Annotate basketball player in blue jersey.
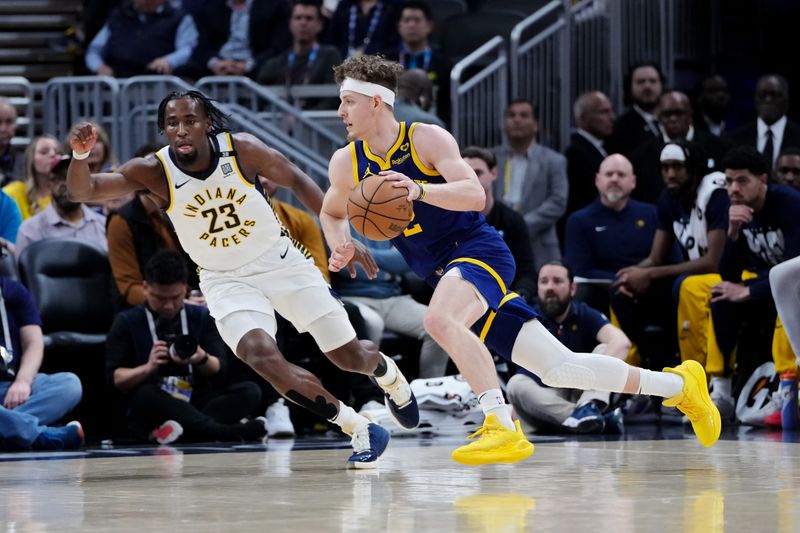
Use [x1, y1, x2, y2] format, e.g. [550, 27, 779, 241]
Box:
[65, 90, 420, 469]
[321, 55, 722, 465]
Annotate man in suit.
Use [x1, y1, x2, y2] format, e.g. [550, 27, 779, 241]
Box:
[726, 74, 800, 166]
[693, 74, 731, 137]
[492, 100, 568, 270]
[181, 0, 291, 79]
[607, 62, 664, 157]
[564, 91, 615, 218]
[630, 91, 731, 204]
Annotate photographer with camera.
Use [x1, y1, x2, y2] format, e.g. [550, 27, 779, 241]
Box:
[0, 275, 83, 450]
[106, 250, 267, 444]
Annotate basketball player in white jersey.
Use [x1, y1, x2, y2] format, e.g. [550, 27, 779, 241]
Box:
[65, 90, 419, 468]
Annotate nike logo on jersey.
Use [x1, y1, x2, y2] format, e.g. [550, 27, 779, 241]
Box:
[279, 245, 289, 259]
[595, 226, 607, 232]
[175, 179, 191, 189]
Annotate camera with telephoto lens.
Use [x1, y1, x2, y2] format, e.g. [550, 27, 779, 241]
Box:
[159, 332, 199, 360]
[0, 345, 15, 379]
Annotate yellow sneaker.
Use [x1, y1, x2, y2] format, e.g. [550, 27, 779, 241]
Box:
[662, 360, 721, 447]
[451, 414, 534, 465]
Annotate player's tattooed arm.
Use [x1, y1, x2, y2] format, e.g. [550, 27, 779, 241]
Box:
[233, 132, 325, 215]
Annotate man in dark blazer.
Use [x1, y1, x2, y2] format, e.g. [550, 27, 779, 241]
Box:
[630, 91, 731, 204]
[726, 74, 800, 166]
[180, 0, 291, 79]
[564, 91, 615, 217]
[607, 62, 664, 157]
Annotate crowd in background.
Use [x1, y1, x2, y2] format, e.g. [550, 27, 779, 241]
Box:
[1, 0, 799, 449]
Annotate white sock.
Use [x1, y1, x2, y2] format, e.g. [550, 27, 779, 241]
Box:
[638, 369, 684, 398]
[710, 377, 731, 398]
[330, 401, 370, 436]
[478, 388, 515, 430]
[374, 353, 398, 387]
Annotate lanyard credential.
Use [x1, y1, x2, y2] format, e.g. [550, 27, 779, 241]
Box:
[399, 44, 431, 72]
[348, 2, 383, 57]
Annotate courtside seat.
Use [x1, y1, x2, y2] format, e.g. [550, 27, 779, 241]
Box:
[18, 237, 113, 348]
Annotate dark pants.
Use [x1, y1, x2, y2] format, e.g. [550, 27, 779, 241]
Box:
[710, 291, 776, 377]
[611, 278, 679, 370]
[129, 381, 261, 442]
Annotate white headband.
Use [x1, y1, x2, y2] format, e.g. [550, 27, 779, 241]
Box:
[660, 143, 686, 162]
[340, 78, 395, 107]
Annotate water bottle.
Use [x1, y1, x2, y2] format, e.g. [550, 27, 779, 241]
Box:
[779, 371, 799, 430]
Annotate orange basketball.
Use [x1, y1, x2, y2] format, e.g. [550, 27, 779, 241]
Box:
[347, 177, 413, 240]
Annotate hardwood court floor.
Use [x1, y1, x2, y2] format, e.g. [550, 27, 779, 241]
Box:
[1, 427, 799, 532]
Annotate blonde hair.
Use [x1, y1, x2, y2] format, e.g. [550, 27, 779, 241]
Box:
[22, 134, 63, 215]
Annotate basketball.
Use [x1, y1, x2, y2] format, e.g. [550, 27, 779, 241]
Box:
[347, 177, 413, 240]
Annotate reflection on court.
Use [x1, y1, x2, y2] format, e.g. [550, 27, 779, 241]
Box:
[0, 435, 799, 532]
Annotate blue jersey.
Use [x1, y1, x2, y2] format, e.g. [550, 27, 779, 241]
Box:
[349, 121, 517, 310]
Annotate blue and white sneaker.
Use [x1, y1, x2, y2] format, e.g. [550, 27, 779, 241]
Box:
[346, 422, 390, 469]
[562, 402, 605, 433]
[370, 356, 419, 430]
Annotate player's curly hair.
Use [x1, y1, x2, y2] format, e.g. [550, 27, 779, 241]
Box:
[333, 54, 404, 91]
[157, 90, 230, 135]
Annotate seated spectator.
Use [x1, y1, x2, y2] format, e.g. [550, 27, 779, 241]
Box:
[394, 69, 444, 128]
[15, 156, 107, 258]
[607, 62, 664, 157]
[106, 250, 266, 444]
[0, 98, 23, 187]
[630, 91, 731, 204]
[85, 0, 198, 77]
[386, 1, 451, 122]
[617, 142, 729, 403]
[774, 147, 800, 189]
[506, 262, 631, 434]
[563, 91, 615, 218]
[710, 146, 800, 425]
[492, 100, 568, 270]
[0, 276, 83, 450]
[257, 0, 342, 107]
[693, 74, 731, 137]
[107, 190, 190, 308]
[0, 191, 21, 253]
[186, 0, 290, 79]
[565, 154, 657, 281]
[326, 0, 401, 59]
[726, 74, 800, 167]
[3, 135, 61, 220]
[462, 146, 537, 303]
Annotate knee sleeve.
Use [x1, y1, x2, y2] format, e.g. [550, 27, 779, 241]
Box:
[511, 320, 630, 392]
[542, 361, 597, 389]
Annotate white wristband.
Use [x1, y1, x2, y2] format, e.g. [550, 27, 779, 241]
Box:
[72, 150, 91, 160]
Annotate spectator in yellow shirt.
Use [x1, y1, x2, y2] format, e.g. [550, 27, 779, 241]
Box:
[3, 135, 62, 220]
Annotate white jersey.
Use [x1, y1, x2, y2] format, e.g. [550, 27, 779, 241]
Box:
[156, 132, 283, 271]
[672, 171, 727, 260]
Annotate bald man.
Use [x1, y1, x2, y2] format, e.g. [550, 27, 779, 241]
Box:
[726, 74, 800, 165]
[564, 91, 616, 217]
[0, 98, 22, 185]
[565, 154, 657, 281]
[393, 68, 445, 127]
